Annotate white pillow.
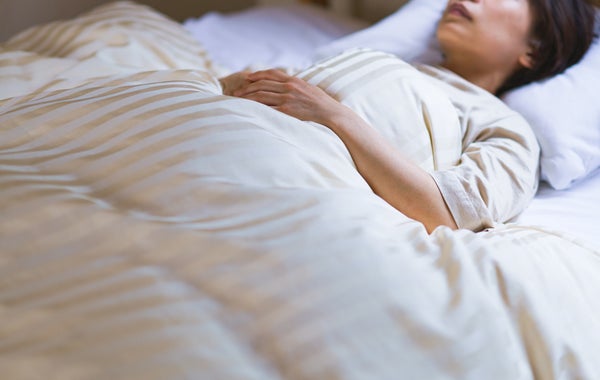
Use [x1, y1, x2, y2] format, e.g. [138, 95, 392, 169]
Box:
[502, 11, 600, 190]
[314, 0, 445, 65]
[316, 0, 600, 190]
[183, 4, 366, 73]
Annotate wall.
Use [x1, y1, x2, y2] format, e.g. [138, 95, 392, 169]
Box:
[0, 0, 257, 42]
[353, 0, 408, 21]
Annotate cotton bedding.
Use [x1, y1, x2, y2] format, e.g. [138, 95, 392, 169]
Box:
[1, 2, 600, 380]
[518, 168, 600, 247]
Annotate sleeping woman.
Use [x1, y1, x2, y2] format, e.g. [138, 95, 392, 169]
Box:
[219, 0, 597, 233]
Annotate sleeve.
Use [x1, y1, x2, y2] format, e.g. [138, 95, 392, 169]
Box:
[430, 113, 540, 232]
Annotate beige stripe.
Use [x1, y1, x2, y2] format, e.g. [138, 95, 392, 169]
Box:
[2, 71, 190, 119]
[23, 22, 75, 56]
[50, 36, 120, 61]
[0, 71, 158, 115]
[143, 39, 182, 69]
[85, 118, 246, 197]
[330, 61, 405, 100]
[0, 195, 263, 366]
[49, 24, 103, 58]
[0, 53, 44, 67]
[0, 248, 149, 308]
[299, 49, 368, 83]
[4, 70, 213, 120]
[2, 74, 149, 115]
[74, 7, 205, 51]
[1, 87, 222, 160]
[5, 2, 206, 66]
[0, 85, 163, 151]
[0, 194, 121, 256]
[3, 21, 56, 51]
[318, 55, 397, 91]
[106, 14, 202, 47]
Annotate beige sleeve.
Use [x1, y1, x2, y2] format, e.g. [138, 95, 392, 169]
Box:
[430, 114, 540, 232]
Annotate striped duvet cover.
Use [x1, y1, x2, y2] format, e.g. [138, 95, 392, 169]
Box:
[1, 2, 599, 379]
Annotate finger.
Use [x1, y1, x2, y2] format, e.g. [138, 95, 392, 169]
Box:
[234, 80, 287, 97]
[240, 91, 286, 107]
[247, 69, 291, 82]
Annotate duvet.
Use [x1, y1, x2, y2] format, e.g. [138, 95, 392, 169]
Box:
[1, 2, 599, 380]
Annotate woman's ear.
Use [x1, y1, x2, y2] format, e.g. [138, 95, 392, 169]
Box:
[519, 41, 539, 69]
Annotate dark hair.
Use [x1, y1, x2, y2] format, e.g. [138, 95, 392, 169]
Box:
[498, 0, 597, 95]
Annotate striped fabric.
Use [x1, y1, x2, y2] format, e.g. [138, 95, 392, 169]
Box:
[2, 1, 218, 74]
[298, 48, 462, 171]
[1, 2, 600, 380]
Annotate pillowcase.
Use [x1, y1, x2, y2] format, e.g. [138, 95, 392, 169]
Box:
[183, 3, 367, 73]
[316, 0, 600, 190]
[502, 11, 600, 190]
[314, 0, 445, 64]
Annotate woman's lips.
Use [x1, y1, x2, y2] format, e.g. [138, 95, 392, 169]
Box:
[447, 3, 473, 20]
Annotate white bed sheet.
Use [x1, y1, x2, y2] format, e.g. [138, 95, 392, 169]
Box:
[184, 4, 600, 249]
[518, 168, 600, 248]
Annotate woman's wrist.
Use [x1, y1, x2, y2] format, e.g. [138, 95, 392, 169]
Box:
[323, 105, 365, 136]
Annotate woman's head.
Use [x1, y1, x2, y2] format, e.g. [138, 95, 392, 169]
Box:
[436, 0, 597, 94]
[502, 0, 597, 93]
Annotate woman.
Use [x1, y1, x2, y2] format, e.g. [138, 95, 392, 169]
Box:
[219, 0, 597, 233]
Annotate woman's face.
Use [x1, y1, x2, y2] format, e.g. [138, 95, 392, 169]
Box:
[436, 0, 535, 74]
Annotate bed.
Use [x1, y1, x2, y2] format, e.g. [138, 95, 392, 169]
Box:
[182, 0, 600, 248]
[1, 1, 599, 379]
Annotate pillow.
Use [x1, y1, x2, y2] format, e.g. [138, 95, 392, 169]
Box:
[314, 0, 445, 64]
[502, 11, 600, 190]
[183, 3, 367, 74]
[297, 48, 462, 172]
[316, 0, 600, 190]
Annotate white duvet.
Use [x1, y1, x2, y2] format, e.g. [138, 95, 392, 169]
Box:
[1, 3, 599, 379]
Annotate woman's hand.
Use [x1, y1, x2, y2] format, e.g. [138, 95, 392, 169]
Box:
[231, 69, 345, 126]
[219, 71, 252, 96]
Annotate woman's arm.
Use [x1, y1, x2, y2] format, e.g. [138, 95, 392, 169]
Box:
[229, 69, 458, 233]
[319, 105, 458, 233]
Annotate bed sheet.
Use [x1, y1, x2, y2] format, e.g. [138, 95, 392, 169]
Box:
[1, 3, 600, 380]
[518, 168, 600, 247]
